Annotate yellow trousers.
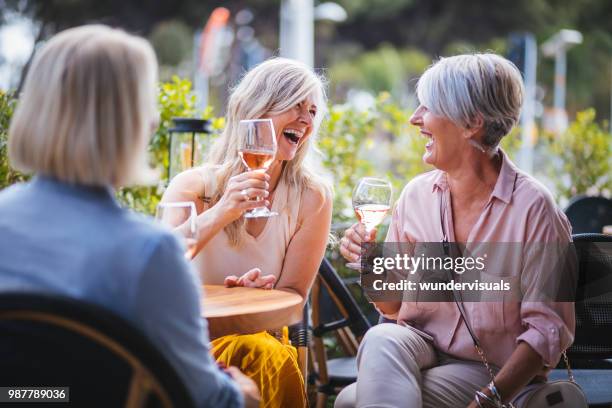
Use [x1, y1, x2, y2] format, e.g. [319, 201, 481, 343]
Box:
[211, 330, 307, 408]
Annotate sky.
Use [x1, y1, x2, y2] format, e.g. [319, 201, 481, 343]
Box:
[0, 16, 35, 90]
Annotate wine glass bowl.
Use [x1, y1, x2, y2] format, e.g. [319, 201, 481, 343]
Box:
[346, 177, 392, 270]
[237, 119, 278, 218]
[155, 201, 199, 259]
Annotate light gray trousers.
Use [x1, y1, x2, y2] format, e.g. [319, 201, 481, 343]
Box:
[334, 323, 538, 408]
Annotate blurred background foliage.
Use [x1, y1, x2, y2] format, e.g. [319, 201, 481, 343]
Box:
[544, 109, 611, 201]
[1, 0, 612, 119]
[1, 78, 609, 219]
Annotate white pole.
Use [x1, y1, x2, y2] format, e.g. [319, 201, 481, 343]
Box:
[280, 0, 314, 67]
[519, 34, 537, 174]
[193, 31, 208, 112]
[554, 50, 567, 112]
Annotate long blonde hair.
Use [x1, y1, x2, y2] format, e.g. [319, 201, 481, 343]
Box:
[207, 57, 330, 246]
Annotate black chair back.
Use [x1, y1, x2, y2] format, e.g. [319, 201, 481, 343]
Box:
[565, 196, 612, 234]
[0, 293, 194, 408]
[568, 233, 612, 361]
[316, 258, 371, 339]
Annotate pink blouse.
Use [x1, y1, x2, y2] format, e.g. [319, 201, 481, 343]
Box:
[386, 150, 575, 373]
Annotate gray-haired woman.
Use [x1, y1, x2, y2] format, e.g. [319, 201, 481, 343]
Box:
[337, 53, 575, 407]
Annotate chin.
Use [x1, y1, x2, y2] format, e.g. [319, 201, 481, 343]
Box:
[277, 150, 296, 161]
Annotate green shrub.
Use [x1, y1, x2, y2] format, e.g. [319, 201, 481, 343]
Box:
[2, 77, 609, 221]
[544, 109, 611, 201]
[116, 76, 223, 215]
[318, 92, 430, 227]
[0, 91, 28, 188]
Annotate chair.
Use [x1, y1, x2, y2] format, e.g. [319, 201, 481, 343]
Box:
[564, 196, 612, 234]
[288, 302, 310, 394]
[310, 258, 372, 408]
[0, 293, 194, 408]
[549, 233, 612, 407]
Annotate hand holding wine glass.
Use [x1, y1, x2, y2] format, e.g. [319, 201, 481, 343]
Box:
[155, 201, 199, 260]
[344, 177, 392, 270]
[237, 119, 278, 218]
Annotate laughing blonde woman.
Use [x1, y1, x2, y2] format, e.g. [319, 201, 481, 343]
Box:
[161, 57, 333, 408]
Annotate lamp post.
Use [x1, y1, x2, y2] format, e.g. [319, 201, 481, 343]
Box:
[168, 118, 212, 180]
[279, 0, 346, 67]
[541, 29, 583, 133]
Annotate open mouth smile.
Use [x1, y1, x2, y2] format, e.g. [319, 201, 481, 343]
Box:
[283, 128, 304, 145]
[420, 129, 434, 149]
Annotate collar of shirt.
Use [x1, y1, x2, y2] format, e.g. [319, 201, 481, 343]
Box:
[431, 148, 518, 205]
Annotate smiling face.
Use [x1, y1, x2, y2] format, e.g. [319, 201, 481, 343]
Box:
[409, 104, 470, 171]
[263, 95, 318, 162]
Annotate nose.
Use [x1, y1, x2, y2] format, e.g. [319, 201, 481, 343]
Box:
[298, 105, 313, 127]
[410, 105, 425, 126]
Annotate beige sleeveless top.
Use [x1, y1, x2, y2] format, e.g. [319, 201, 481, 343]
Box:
[192, 166, 301, 284]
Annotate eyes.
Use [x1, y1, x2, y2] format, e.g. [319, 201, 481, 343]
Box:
[296, 101, 317, 118]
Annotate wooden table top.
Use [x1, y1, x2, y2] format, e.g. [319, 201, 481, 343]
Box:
[201, 285, 303, 338]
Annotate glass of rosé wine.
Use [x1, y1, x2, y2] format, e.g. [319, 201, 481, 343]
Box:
[237, 119, 278, 218]
[346, 177, 392, 270]
[155, 201, 199, 260]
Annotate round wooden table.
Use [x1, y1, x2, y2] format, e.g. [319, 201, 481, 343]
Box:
[201, 285, 303, 338]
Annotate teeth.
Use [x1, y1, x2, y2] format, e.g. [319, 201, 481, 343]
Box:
[283, 129, 303, 137]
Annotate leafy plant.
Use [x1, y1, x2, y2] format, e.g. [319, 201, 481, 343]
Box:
[0, 91, 28, 188]
[544, 109, 611, 201]
[116, 76, 223, 214]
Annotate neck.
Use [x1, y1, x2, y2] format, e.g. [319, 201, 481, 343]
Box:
[446, 149, 502, 202]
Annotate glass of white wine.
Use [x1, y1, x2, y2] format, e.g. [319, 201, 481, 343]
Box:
[346, 177, 393, 270]
[155, 201, 199, 260]
[237, 118, 278, 218]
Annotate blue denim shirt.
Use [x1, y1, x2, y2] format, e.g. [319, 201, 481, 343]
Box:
[0, 176, 242, 408]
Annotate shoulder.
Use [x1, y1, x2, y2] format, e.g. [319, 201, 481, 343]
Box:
[0, 181, 27, 206]
[512, 172, 572, 239]
[107, 211, 190, 278]
[514, 172, 560, 217]
[166, 167, 207, 194]
[300, 181, 333, 215]
[396, 169, 440, 205]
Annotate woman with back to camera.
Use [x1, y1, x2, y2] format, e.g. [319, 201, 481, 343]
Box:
[0, 25, 259, 408]
[161, 57, 333, 408]
[337, 53, 575, 407]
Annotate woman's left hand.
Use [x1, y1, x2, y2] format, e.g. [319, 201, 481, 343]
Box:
[224, 268, 276, 289]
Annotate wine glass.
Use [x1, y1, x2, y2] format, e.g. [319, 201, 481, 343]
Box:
[346, 177, 393, 270]
[237, 118, 278, 218]
[155, 201, 199, 259]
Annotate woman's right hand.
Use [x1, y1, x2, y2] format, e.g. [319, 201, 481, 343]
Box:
[339, 222, 377, 263]
[213, 170, 270, 223]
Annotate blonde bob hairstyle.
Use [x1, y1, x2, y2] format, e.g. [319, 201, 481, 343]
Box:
[207, 57, 330, 246]
[9, 25, 158, 187]
[416, 53, 524, 148]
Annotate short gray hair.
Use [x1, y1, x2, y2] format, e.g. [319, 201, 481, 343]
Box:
[416, 53, 524, 147]
[9, 25, 158, 187]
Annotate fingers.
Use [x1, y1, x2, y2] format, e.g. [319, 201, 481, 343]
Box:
[224, 275, 239, 287]
[231, 268, 276, 289]
[339, 223, 376, 262]
[339, 236, 361, 262]
[238, 268, 261, 285]
[228, 173, 269, 193]
[224, 366, 241, 378]
[258, 274, 276, 290]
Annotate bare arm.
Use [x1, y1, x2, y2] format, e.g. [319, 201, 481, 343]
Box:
[160, 168, 270, 255]
[274, 187, 333, 300]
